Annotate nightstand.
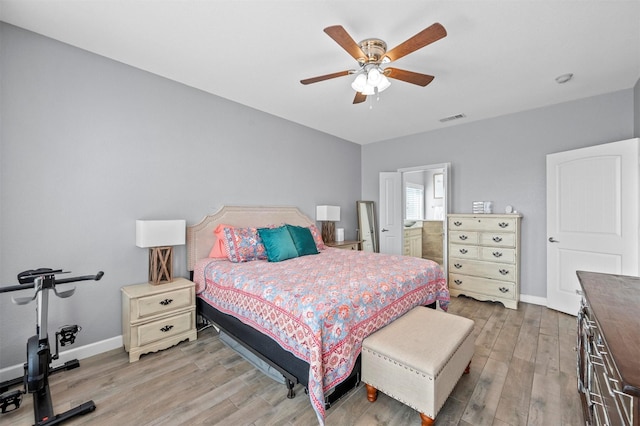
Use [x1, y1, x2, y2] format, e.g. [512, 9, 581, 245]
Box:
[326, 240, 362, 250]
[121, 277, 197, 362]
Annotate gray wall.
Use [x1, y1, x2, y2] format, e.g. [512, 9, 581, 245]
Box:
[0, 23, 361, 367]
[635, 78, 640, 137]
[362, 90, 635, 299]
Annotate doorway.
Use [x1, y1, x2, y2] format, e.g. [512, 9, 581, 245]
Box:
[546, 138, 639, 315]
[379, 163, 450, 270]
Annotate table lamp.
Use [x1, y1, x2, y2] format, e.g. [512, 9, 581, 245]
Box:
[136, 220, 185, 285]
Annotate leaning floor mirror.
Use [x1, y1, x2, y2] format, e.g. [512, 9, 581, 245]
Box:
[357, 201, 379, 253]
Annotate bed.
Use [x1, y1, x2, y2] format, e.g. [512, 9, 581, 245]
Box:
[187, 205, 449, 424]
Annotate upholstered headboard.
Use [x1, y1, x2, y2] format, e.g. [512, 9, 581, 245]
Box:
[186, 205, 314, 271]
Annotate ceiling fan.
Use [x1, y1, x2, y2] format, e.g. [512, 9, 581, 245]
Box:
[300, 23, 447, 104]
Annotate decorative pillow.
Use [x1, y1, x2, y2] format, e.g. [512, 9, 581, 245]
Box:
[257, 226, 299, 262]
[286, 224, 319, 257]
[308, 224, 326, 250]
[208, 224, 232, 258]
[222, 227, 267, 263]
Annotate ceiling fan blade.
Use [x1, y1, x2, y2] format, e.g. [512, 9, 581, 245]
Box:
[300, 70, 351, 85]
[384, 23, 447, 62]
[324, 25, 366, 61]
[353, 92, 367, 104]
[384, 68, 434, 86]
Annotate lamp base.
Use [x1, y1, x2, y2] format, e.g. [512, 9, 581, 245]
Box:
[321, 222, 336, 244]
[149, 246, 173, 285]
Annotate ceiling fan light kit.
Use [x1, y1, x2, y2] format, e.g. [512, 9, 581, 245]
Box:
[301, 22, 447, 104]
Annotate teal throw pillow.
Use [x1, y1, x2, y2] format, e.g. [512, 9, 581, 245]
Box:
[286, 224, 319, 257]
[257, 226, 299, 262]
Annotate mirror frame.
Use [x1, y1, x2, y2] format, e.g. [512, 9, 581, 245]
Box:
[357, 201, 379, 253]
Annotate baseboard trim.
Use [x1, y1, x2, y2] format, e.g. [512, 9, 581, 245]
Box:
[520, 294, 547, 306]
[0, 335, 123, 383]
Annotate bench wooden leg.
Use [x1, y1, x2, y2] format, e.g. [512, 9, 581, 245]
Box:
[419, 412, 435, 426]
[365, 384, 378, 402]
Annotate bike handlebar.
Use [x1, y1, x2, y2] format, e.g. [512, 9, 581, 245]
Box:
[0, 271, 104, 294]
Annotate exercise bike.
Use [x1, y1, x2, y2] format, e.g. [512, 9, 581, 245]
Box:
[0, 268, 103, 425]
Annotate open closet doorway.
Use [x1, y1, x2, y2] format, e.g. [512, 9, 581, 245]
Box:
[379, 163, 450, 272]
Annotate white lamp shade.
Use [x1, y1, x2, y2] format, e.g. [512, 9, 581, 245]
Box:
[316, 205, 340, 222]
[136, 220, 186, 248]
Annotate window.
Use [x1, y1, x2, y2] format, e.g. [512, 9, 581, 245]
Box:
[405, 183, 424, 220]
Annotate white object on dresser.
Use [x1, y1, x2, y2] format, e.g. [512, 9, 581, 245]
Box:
[121, 277, 197, 362]
[448, 214, 522, 310]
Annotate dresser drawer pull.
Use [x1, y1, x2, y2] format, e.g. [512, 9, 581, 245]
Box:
[453, 221, 462, 227]
[159, 298, 173, 306]
[458, 235, 468, 241]
[459, 248, 468, 254]
[160, 325, 174, 333]
[454, 279, 463, 285]
[498, 222, 509, 228]
[499, 269, 509, 275]
[498, 287, 509, 293]
[493, 236, 503, 242]
[454, 263, 463, 269]
[492, 251, 503, 258]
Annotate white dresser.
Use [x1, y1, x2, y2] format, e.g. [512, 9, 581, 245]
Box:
[448, 214, 522, 310]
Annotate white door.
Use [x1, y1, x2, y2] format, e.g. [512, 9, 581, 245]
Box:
[546, 138, 639, 315]
[379, 172, 402, 254]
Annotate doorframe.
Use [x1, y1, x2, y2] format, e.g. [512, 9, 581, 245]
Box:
[397, 163, 451, 275]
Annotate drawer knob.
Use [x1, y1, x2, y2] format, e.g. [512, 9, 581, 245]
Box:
[492, 251, 503, 258]
[499, 269, 509, 275]
[498, 222, 509, 228]
[454, 263, 462, 269]
[458, 235, 468, 241]
[493, 236, 503, 242]
[159, 298, 173, 306]
[453, 221, 462, 227]
[454, 279, 463, 285]
[160, 325, 174, 333]
[499, 287, 509, 293]
[459, 248, 468, 254]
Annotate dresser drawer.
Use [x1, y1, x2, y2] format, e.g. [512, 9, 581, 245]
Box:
[479, 232, 515, 247]
[449, 258, 517, 282]
[449, 216, 517, 232]
[450, 244, 479, 259]
[450, 231, 479, 245]
[133, 287, 193, 321]
[449, 274, 516, 300]
[135, 310, 195, 347]
[480, 247, 516, 263]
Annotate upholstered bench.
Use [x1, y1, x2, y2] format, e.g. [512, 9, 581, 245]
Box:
[362, 306, 475, 426]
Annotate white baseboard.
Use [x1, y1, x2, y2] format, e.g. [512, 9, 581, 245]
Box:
[0, 335, 123, 383]
[520, 294, 547, 306]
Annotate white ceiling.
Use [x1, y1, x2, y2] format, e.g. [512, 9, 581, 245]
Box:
[1, 1, 639, 145]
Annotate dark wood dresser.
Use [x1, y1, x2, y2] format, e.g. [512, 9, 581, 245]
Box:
[577, 271, 640, 426]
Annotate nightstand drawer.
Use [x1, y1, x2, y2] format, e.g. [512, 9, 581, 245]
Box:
[134, 287, 193, 320]
[136, 310, 195, 347]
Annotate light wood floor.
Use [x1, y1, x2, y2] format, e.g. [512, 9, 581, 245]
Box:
[3, 296, 584, 425]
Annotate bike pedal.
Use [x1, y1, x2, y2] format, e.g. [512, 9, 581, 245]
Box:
[0, 389, 23, 413]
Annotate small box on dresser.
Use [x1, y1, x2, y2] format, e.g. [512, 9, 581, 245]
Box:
[121, 277, 197, 362]
[448, 213, 522, 310]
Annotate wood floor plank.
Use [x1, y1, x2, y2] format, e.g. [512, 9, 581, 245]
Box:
[1, 297, 586, 426]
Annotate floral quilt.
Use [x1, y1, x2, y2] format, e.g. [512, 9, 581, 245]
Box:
[193, 248, 448, 424]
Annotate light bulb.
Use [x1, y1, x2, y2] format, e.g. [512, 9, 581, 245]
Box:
[377, 75, 391, 92]
[362, 83, 375, 96]
[351, 74, 367, 92]
[367, 67, 381, 85]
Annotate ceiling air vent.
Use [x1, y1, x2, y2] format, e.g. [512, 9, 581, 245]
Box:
[439, 113, 466, 123]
